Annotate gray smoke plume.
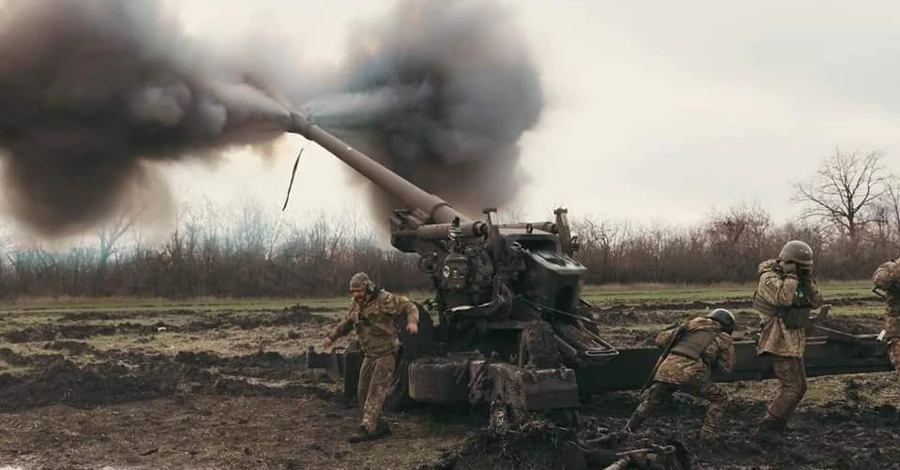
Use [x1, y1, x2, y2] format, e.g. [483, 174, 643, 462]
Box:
[300, 0, 543, 224]
[0, 0, 291, 237]
[0, 0, 542, 238]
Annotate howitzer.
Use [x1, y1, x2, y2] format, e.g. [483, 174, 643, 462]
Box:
[286, 111, 617, 420]
[285, 111, 894, 424]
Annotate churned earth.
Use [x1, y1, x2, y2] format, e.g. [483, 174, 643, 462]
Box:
[0, 287, 897, 470]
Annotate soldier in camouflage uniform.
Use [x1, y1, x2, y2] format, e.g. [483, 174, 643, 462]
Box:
[322, 272, 419, 443]
[873, 258, 900, 370]
[752, 240, 823, 438]
[624, 309, 736, 441]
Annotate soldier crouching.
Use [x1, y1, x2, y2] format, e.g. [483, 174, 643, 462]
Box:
[752, 240, 822, 438]
[624, 309, 736, 441]
[873, 258, 900, 370]
[322, 272, 420, 443]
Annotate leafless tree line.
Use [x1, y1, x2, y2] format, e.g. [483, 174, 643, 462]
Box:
[578, 148, 900, 284]
[0, 203, 430, 299]
[572, 203, 895, 284]
[0, 148, 897, 298]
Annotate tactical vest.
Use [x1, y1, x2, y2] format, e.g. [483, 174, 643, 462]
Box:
[350, 293, 402, 357]
[753, 291, 811, 330]
[887, 294, 900, 316]
[884, 294, 900, 338]
[670, 329, 718, 362]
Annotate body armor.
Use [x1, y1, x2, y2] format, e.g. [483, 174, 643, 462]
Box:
[669, 329, 718, 361]
[753, 291, 812, 330]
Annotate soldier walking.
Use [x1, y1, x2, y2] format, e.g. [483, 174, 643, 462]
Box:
[322, 272, 420, 443]
[873, 258, 900, 371]
[752, 240, 823, 439]
[624, 309, 736, 441]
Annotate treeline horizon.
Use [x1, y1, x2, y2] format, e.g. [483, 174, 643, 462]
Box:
[0, 201, 896, 300]
[0, 148, 897, 299]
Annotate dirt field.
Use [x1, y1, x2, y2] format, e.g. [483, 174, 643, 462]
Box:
[1, 283, 898, 470]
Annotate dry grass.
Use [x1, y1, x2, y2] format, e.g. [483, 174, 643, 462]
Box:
[0, 279, 877, 315]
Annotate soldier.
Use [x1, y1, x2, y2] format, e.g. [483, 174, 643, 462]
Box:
[752, 240, 823, 438]
[623, 309, 736, 441]
[873, 258, 900, 371]
[322, 272, 420, 443]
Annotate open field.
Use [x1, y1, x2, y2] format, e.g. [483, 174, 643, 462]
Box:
[1, 281, 898, 469]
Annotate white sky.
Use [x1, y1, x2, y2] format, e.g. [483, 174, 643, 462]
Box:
[137, 1, 900, 231]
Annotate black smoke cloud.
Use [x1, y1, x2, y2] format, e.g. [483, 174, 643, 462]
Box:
[0, 0, 542, 238]
[299, 0, 543, 224]
[0, 0, 290, 237]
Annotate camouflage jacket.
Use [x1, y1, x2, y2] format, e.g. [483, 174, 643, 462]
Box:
[326, 290, 419, 357]
[873, 259, 900, 338]
[754, 259, 823, 358]
[653, 317, 735, 387]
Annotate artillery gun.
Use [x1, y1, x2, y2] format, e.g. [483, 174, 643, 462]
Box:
[286, 112, 894, 426]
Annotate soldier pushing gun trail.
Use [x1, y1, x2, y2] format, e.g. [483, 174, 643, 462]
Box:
[624, 308, 737, 441]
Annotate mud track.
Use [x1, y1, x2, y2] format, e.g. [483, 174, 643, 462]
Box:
[1, 298, 898, 469]
[0, 347, 334, 413]
[2, 305, 327, 343]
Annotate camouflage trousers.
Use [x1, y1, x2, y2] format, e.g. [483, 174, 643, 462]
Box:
[766, 355, 807, 422]
[889, 340, 900, 371]
[358, 353, 396, 432]
[626, 380, 730, 438]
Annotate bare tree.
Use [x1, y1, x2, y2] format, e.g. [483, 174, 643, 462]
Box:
[867, 202, 893, 249]
[705, 203, 771, 246]
[885, 177, 900, 245]
[704, 203, 772, 280]
[96, 215, 135, 268]
[793, 148, 892, 245]
[92, 201, 148, 293]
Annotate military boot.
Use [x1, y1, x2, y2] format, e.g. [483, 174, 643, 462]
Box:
[754, 414, 786, 444]
[375, 419, 392, 437]
[348, 425, 368, 444]
[348, 422, 391, 444]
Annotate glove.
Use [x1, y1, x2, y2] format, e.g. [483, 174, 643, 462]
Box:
[782, 261, 797, 275]
[797, 267, 814, 288]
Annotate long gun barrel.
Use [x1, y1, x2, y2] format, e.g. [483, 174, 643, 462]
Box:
[286, 111, 483, 235]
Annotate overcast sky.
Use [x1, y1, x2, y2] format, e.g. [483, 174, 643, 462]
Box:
[165, 0, 900, 231]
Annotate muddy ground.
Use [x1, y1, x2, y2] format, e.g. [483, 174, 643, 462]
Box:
[0, 297, 898, 470]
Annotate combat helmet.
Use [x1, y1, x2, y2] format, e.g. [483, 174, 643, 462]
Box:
[349, 272, 374, 293]
[779, 240, 814, 266]
[707, 308, 736, 334]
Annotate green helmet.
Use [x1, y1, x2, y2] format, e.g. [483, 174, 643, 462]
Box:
[707, 308, 736, 334]
[779, 240, 814, 266]
[349, 272, 373, 292]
